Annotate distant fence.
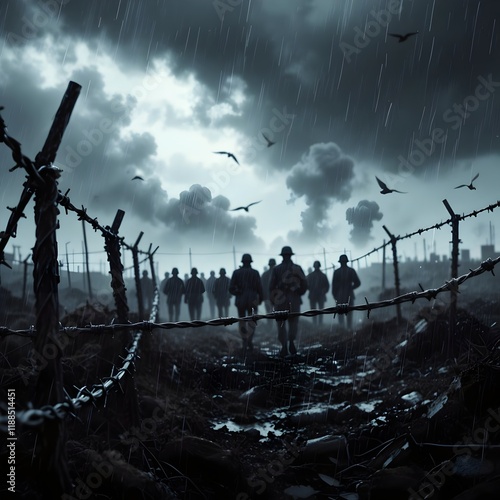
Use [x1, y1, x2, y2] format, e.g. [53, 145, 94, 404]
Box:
[1, 82, 499, 498]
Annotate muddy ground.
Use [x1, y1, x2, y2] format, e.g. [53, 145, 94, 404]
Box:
[2, 297, 500, 499]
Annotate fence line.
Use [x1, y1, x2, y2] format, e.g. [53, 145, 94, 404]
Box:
[1, 255, 498, 341]
[350, 200, 500, 264]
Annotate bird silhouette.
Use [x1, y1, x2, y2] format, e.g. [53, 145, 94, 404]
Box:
[230, 200, 262, 212]
[262, 132, 276, 148]
[213, 151, 239, 165]
[389, 31, 419, 43]
[376, 176, 407, 194]
[455, 173, 479, 190]
[131, 175, 144, 181]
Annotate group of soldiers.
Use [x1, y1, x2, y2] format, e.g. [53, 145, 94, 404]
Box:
[144, 246, 361, 357]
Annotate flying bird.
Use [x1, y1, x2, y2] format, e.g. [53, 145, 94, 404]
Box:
[230, 200, 262, 212]
[389, 31, 419, 43]
[262, 132, 276, 148]
[454, 173, 479, 190]
[131, 175, 144, 181]
[213, 151, 239, 165]
[376, 176, 407, 194]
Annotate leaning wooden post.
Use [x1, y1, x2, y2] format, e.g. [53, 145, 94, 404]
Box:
[381, 239, 386, 290]
[104, 209, 129, 323]
[443, 199, 460, 350]
[132, 231, 144, 318]
[82, 217, 93, 299]
[102, 209, 139, 427]
[148, 244, 160, 322]
[21, 253, 30, 305]
[32, 80, 81, 499]
[383, 225, 402, 323]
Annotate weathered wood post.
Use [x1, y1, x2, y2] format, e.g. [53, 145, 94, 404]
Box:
[382, 239, 386, 290]
[102, 209, 139, 427]
[132, 231, 144, 319]
[443, 199, 460, 351]
[31, 80, 81, 499]
[148, 244, 160, 322]
[383, 225, 402, 323]
[82, 217, 93, 299]
[22, 253, 30, 305]
[104, 210, 129, 323]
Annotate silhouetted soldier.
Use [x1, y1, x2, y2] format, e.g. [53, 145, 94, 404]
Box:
[229, 254, 263, 352]
[213, 268, 231, 317]
[163, 267, 185, 322]
[140, 270, 154, 313]
[205, 270, 217, 318]
[269, 246, 308, 357]
[159, 271, 170, 319]
[307, 261, 329, 325]
[261, 258, 276, 324]
[332, 254, 361, 330]
[185, 268, 205, 320]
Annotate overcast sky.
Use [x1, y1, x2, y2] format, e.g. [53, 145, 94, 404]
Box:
[1, 0, 500, 278]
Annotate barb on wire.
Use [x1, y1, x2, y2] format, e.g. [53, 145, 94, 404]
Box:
[2, 256, 499, 339]
[350, 200, 500, 264]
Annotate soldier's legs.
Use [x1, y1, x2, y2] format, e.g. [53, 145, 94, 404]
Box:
[173, 301, 181, 322]
[167, 302, 174, 322]
[277, 320, 288, 356]
[288, 317, 299, 354]
[188, 303, 196, 321]
[317, 299, 325, 325]
[310, 299, 318, 325]
[238, 306, 256, 350]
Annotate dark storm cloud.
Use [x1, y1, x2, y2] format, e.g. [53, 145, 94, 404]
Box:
[27, 0, 500, 174]
[286, 142, 354, 241]
[25, 0, 500, 177]
[346, 200, 384, 247]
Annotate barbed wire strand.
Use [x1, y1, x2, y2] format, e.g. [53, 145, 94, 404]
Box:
[1, 256, 498, 340]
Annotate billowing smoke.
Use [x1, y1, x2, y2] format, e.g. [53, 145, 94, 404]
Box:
[346, 200, 383, 247]
[286, 142, 354, 239]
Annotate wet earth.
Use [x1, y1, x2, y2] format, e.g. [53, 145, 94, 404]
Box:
[2, 299, 500, 499]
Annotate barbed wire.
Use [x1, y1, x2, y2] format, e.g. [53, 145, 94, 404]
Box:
[1, 256, 498, 339]
[0, 330, 142, 432]
[0, 290, 159, 431]
[350, 200, 500, 264]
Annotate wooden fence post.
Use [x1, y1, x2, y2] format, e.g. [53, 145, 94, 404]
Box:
[383, 225, 402, 323]
[31, 80, 81, 499]
[382, 240, 386, 290]
[22, 254, 30, 305]
[82, 217, 93, 299]
[102, 209, 140, 428]
[105, 209, 129, 323]
[132, 231, 144, 318]
[148, 244, 160, 323]
[443, 199, 460, 352]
